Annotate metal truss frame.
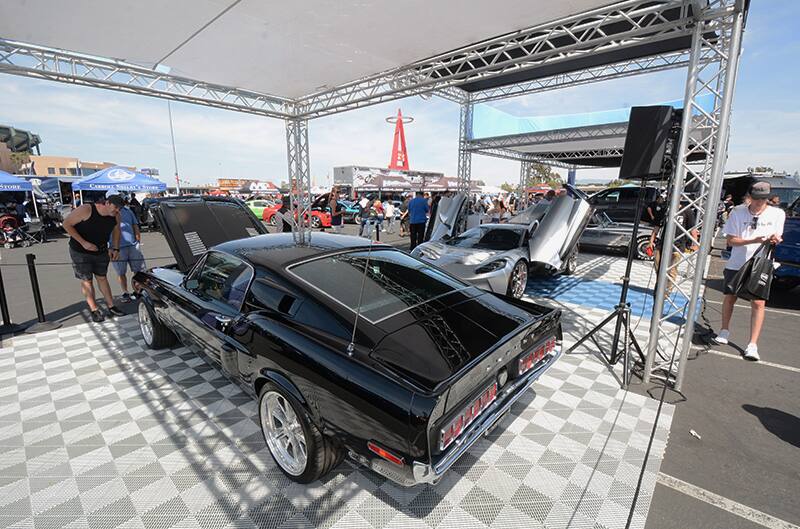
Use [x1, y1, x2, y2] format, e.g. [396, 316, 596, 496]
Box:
[470, 49, 712, 104]
[473, 144, 597, 170]
[293, 0, 696, 118]
[519, 161, 535, 207]
[643, 0, 746, 390]
[0, 40, 293, 119]
[466, 123, 629, 151]
[456, 100, 474, 192]
[285, 119, 313, 244]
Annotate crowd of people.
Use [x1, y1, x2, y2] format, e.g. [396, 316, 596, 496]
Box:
[318, 186, 562, 249]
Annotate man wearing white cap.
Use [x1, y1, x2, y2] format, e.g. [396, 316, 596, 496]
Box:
[107, 190, 145, 303]
[714, 182, 785, 361]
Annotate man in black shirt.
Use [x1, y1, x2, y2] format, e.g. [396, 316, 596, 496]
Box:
[646, 194, 667, 226]
[63, 194, 124, 322]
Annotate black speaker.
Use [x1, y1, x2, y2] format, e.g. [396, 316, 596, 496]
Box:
[619, 105, 676, 180]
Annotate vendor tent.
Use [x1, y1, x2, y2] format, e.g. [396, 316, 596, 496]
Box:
[0, 170, 38, 217]
[73, 167, 167, 193]
[0, 170, 32, 192]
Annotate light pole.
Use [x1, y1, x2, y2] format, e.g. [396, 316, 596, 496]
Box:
[167, 101, 181, 195]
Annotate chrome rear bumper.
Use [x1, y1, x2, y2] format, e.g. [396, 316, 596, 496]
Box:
[411, 343, 563, 485]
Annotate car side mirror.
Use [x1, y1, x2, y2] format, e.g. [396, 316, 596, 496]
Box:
[185, 278, 199, 290]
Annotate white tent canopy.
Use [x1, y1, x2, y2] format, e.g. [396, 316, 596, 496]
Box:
[0, 0, 615, 100]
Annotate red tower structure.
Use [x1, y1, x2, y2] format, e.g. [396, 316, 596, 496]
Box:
[386, 109, 413, 170]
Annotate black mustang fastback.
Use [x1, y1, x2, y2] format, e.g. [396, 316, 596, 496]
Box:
[134, 197, 562, 486]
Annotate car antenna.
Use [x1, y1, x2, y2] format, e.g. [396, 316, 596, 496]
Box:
[347, 225, 376, 357]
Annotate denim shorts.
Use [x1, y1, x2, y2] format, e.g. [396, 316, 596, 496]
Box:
[111, 244, 146, 275]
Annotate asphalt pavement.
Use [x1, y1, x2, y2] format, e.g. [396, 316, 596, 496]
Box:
[644, 238, 800, 528]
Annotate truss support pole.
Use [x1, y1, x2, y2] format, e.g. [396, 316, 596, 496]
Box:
[285, 118, 312, 244]
[643, 1, 745, 388]
[519, 160, 533, 209]
[457, 99, 473, 193]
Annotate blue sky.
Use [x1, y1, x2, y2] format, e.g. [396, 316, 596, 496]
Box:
[0, 0, 797, 187]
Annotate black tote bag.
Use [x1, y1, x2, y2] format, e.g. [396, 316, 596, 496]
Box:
[729, 242, 774, 301]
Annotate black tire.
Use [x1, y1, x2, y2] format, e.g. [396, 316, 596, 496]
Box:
[506, 260, 528, 299]
[138, 300, 176, 349]
[311, 216, 322, 229]
[258, 383, 343, 483]
[268, 215, 277, 226]
[636, 236, 654, 261]
[562, 249, 578, 276]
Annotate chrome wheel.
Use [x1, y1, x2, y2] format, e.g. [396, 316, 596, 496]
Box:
[138, 302, 153, 345]
[509, 261, 528, 299]
[268, 215, 277, 226]
[311, 216, 322, 228]
[261, 391, 307, 476]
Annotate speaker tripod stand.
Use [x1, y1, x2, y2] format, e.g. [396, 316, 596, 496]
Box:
[567, 181, 649, 388]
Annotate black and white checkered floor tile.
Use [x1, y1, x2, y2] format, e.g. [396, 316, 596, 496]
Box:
[0, 305, 673, 529]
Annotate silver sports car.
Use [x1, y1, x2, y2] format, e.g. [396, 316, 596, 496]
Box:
[411, 186, 593, 298]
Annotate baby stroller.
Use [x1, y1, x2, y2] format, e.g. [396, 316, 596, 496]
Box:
[0, 214, 46, 248]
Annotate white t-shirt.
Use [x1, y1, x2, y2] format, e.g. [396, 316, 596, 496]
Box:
[384, 202, 395, 217]
[722, 204, 785, 270]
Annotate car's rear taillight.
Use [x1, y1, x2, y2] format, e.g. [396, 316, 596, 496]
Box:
[440, 382, 497, 451]
[518, 337, 556, 375]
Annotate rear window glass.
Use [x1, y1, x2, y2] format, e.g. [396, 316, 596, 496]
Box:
[289, 249, 468, 323]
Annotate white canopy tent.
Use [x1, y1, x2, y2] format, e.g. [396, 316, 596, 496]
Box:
[0, 0, 748, 389]
[0, 0, 615, 101]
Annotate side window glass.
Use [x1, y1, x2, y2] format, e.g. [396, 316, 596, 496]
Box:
[603, 191, 620, 203]
[193, 252, 253, 311]
[621, 189, 639, 202]
[247, 279, 298, 315]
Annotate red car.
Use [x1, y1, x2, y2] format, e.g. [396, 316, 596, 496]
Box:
[262, 204, 283, 226]
[262, 204, 331, 229]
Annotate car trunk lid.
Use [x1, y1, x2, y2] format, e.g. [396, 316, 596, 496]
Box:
[154, 197, 268, 272]
[369, 291, 557, 395]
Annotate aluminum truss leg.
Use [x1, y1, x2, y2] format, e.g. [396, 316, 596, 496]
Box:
[643, 2, 745, 389]
[457, 100, 473, 193]
[519, 160, 534, 209]
[285, 118, 312, 245]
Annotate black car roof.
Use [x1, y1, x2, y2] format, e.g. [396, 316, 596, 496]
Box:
[213, 232, 385, 269]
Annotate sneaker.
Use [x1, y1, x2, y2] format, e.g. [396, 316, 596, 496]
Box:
[107, 306, 125, 317]
[744, 343, 760, 361]
[90, 310, 105, 323]
[713, 329, 730, 345]
[120, 292, 131, 304]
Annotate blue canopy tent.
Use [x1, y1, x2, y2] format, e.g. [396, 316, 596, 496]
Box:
[0, 170, 38, 218]
[73, 167, 167, 203]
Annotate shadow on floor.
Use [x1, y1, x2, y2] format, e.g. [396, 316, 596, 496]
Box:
[742, 404, 800, 449]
